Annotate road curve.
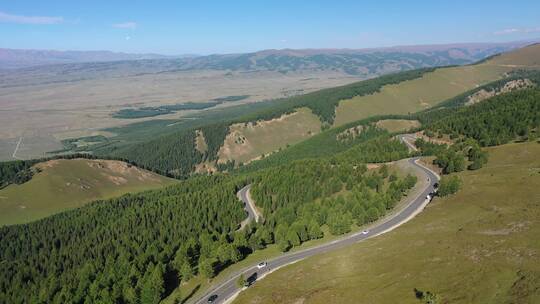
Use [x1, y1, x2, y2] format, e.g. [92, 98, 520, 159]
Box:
[192, 157, 439, 304]
[397, 134, 419, 152]
[237, 185, 260, 226]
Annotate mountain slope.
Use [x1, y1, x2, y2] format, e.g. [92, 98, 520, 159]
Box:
[233, 141, 540, 304]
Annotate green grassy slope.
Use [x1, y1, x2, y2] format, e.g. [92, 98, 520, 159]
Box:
[0, 158, 176, 226]
[218, 108, 322, 164]
[233, 141, 540, 304]
[334, 64, 508, 126]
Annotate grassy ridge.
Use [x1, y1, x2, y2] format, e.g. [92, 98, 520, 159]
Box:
[334, 64, 508, 126]
[0, 158, 176, 226]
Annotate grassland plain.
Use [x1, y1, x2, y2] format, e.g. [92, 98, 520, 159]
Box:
[218, 107, 322, 164]
[0, 158, 176, 226]
[0, 69, 355, 160]
[233, 141, 540, 304]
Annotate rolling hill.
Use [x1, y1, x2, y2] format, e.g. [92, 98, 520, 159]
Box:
[0, 158, 176, 226]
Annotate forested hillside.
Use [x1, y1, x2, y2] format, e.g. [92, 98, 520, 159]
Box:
[0, 131, 416, 303]
[251, 157, 416, 250]
[0, 175, 246, 303]
[419, 88, 540, 145]
[409, 85, 540, 179]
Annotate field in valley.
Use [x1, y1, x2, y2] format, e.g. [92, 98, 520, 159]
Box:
[234, 141, 540, 304]
[0, 158, 176, 226]
[0, 69, 356, 160]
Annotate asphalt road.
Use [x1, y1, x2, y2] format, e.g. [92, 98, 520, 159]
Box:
[237, 184, 260, 224]
[193, 157, 439, 304]
[397, 134, 419, 152]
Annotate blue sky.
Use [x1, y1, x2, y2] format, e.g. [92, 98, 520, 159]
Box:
[1, 1, 539, 55]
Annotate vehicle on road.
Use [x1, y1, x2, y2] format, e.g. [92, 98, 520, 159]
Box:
[257, 262, 267, 269]
[207, 294, 218, 303]
[246, 272, 258, 286]
[361, 230, 369, 235]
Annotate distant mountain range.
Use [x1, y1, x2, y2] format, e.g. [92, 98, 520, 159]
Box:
[175, 41, 534, 76]
[0, 48, 179, 69]
[0, 41, 537, 89]
[1, 40, 535, 71]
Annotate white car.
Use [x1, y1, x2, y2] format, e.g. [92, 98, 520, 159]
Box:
[257, 262, 267, 269]
[361, 230, 369, 235]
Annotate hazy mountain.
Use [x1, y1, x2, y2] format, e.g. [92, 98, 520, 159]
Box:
[0, 48, 179, 69]
[0, 40, 535, 88]
[177, 41, 534, 75]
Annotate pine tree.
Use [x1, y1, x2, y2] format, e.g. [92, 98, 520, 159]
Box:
[139, 264, 164, 304]
[199, 258, 215, 279]
[286, 230, 301, 247]
[180, 262, 194, 281]
[308, 219, 323, 239]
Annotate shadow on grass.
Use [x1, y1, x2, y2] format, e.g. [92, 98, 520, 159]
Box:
[181, 284, 201, 304]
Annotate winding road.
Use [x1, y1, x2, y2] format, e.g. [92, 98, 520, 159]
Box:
[237, 185, 261, 226]
[192, 155, 440, 304]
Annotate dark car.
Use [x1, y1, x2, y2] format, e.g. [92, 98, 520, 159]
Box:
[207, 294, 218, 303]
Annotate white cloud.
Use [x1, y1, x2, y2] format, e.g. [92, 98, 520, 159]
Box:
[0, 11, 63, 24]
[494, 27, 540, 35]
[113, 22, 137, 29]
